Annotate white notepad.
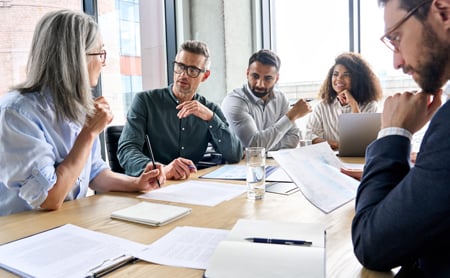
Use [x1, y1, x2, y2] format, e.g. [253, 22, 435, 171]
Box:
[205, 219, 326, 278]
[111, 202, 192, 226]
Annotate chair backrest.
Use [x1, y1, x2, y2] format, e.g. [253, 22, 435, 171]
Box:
[105, 125, 125, 173]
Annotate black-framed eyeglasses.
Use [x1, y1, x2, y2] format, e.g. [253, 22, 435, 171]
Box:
[87, 50, 107, 63]
[173, 61, 206, 78]
[380, 0, 431, 52]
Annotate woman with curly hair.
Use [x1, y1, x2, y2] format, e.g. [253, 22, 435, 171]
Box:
[306, 52, 383, 150]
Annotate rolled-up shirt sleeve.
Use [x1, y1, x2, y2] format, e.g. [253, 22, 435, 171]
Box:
[19, 163, 57, 209]
[0, 94, 108, 213]
[1, 108, 58, 209]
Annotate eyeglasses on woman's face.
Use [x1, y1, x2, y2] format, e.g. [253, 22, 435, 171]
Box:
[173, 61, 206, 78]
[87, 50, 107, 63]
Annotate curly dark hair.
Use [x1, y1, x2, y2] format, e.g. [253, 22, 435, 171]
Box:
[319, 52, 383, 105]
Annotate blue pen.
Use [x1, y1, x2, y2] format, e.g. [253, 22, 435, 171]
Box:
[245, 237, 312, 246]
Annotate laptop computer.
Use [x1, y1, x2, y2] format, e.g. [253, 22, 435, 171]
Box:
[338, 113, 381, 157]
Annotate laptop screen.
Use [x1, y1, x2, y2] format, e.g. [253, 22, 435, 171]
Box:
[338, 113, 381, 157]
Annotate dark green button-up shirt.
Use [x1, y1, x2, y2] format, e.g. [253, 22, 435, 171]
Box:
[117, 85, 243, 176]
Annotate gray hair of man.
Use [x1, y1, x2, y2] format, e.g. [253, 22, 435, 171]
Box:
[177, 40, 211, 70]
[12, 9, 101, 125]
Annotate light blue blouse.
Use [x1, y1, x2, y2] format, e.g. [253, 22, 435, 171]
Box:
[0, 91, 108, 216]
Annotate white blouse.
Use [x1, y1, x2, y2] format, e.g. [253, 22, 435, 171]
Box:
[306, 98, 378, 142]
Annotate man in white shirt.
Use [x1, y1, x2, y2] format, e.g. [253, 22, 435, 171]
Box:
[221, 49, 311, 151]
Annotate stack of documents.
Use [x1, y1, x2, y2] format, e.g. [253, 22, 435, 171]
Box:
[204, 219, 326, 278]
[0, 224, 146, 278]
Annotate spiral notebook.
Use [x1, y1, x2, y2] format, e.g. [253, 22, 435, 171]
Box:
[111, 202, 192, 226]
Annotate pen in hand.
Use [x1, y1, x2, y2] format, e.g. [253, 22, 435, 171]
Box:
[290, 98, 313, 106]
[245, 237, 312, 246]
[145, 134, 161, 188]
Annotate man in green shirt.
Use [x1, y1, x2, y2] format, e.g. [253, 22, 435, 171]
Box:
[118, 40, 243, 180]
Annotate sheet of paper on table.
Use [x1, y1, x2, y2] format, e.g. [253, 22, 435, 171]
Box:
[269, 143, 359, 213]
[138, 180, 246, 206]
[135, 226, 229, 269]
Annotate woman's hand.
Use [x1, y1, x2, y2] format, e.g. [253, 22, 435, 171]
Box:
[337, 90, 360, 113]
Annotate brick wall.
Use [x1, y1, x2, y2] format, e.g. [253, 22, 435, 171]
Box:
[0, 1, 81, 96]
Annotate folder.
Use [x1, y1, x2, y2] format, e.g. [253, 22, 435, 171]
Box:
[111, 202, 192, 226]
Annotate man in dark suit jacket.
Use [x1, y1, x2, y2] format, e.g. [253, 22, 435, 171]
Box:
[351, 0, 450, 277]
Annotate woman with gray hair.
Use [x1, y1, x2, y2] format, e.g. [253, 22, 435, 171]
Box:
[0, 9, 165, 216]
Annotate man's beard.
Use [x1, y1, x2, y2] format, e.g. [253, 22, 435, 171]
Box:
[249, 84, 274, 98]
[408, 23, 449, 93]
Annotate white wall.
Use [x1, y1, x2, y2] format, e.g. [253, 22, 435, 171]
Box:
[177, 0, 257, 104]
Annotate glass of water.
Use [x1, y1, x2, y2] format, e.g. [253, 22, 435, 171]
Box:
[299, 129, 313, 147]
[245, 147, 266, 200]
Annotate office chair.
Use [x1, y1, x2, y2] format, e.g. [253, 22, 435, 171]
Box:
[105, 125, 125, 174]
[105, 125, 222, 173]
[196, 143, 226, 170]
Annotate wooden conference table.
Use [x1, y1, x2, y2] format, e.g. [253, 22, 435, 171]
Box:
[0, 158, 397, 278]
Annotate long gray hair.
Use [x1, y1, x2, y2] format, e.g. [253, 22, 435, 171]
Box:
[13, 9, 100, 124]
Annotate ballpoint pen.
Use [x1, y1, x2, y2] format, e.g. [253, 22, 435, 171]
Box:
[145, 134, 161, 188]
[245, 237, 312, 246]
[290, 98, 313, 106]
[86, 254, 137, 278]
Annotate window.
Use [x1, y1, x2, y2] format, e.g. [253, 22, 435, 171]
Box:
[271, 0, 420, 100]
[0, 1, 163, 126]
[359, 0, 418, 95]
[271, 0, 350, 129]
[271, 0, 350, 101]
[118, 0, 141, 56]
[97, 0, 166, 125]
[0, 2, 82, 97]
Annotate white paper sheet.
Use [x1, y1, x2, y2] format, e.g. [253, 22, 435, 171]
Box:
[0, 224, 146, 278]
[138, 180, 246, 206]
[341, 162, 365, 171]
[135, 226, 229, 269]
[199, 165, 292, 182]
[270, 143, 359, 213]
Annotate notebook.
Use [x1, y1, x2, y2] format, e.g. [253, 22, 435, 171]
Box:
[204, 219, 325, 278]
[111, 202, 191, 226]
[338, 112, 381, 157]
